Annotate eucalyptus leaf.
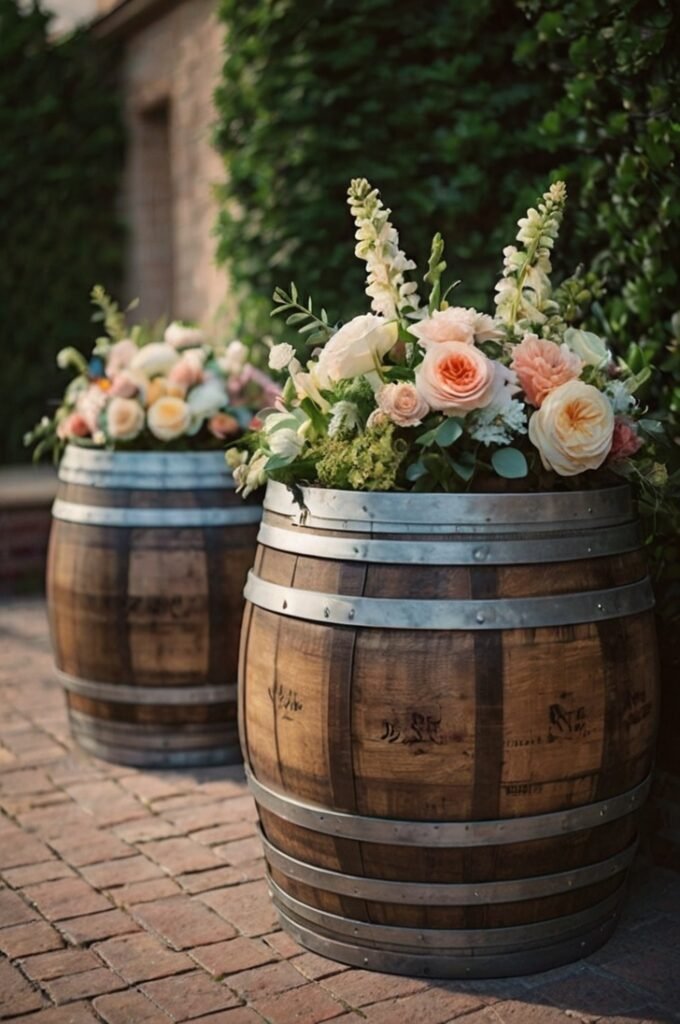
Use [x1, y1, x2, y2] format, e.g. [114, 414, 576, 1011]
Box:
[491, 447, 528, 479]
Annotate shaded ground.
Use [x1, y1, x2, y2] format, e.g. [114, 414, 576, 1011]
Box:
[1, 598, 679, 1024]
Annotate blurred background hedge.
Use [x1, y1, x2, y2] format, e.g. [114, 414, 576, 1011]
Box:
[0, 0, 123, 464]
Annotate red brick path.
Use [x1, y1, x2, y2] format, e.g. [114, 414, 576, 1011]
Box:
[1, 599, 679, 1024]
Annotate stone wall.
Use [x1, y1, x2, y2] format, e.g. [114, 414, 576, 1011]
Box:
[119, 0, 233, 329]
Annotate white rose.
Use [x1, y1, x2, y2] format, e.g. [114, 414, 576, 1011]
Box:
[186, 378, 227, 424]
[316, 314, 398, 383]
[131, 342, 179, 377]
[106, 397, 145, 442]
[528, 380, 614, 476]
[164, 321, 205, 349]
[563, 328, 610, 368]
[268, 343, 296, 372]
[218, 340, 249, 376]
[147, 396, 191, 441]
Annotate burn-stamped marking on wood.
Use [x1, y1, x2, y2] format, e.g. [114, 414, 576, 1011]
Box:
[379, 709, 450, 747]
[623, 688, 652, 729]
[268, 683, 303, 721]
[547, 691, 590, 742]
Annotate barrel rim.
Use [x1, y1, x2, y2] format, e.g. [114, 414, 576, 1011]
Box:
[264, 479, 633, 528]
[51, 498, 262, 529]
[59, 444, 235, 491]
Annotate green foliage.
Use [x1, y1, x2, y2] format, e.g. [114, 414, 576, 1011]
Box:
[516, 0, 680, 431]
[0, 0, 123, 463]
[314, 422, 407, 491]
[214, 0, 556, 335]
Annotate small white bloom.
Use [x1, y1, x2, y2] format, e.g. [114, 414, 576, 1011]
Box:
[606, 379, 636, 414]
[328, 401, 361, 437]
[164, 321, 205, 349]
[469, 398, 527, 447]
[366, 409, 389, 430]
[218, 339, 249, 376]
[131, 342, 179, 378]
[268, 343, 296, 372]
[563, 328, 610, 368]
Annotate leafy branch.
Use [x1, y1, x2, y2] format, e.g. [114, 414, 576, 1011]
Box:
[271, 283, 334, 346]
[90, 285, 138, 343]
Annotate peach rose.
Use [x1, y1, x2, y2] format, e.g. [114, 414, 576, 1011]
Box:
[377, 382, 429, 427]
[608, 417, 643, 462]
[415, 341, 496, 415]
[106, 397, 144, 442]
[207, 412, 241, 440]
[168, 349, 205, 390]
[57, 412, 90, 440]
[528, 380, 614, 476]
[511, 334, 582, 407]
[147, 396, 191, 441]
[110, 369, 148, 402]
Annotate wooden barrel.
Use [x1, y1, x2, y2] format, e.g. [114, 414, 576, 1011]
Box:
[240, 481, 659, 978]
[47, 445, 261, 768]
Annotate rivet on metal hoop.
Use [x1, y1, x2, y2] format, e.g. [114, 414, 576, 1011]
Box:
[282, 600, 288, 610]
[348, 608, 355, 620]
[475, 611, 486, 624]
[323, 607, 330, 618]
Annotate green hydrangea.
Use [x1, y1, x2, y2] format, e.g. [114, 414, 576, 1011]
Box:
[314, 422, 407, 491]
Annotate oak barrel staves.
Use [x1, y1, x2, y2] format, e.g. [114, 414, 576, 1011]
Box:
[47, 445, 261, 767]
[240, 481, 659, 977]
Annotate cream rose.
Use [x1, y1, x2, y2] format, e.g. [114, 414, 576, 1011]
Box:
[415, 341, 496, 415]
[130, 342, 179, 378]
[106, 397, 144, 442]
[528, 380, 614, 476]
[147, 396, 191, 441]
[377, 382, 429, 427]
[563, 328, 610, 368]
[316, 314, 398, 383]
[164, 322, 205, 349]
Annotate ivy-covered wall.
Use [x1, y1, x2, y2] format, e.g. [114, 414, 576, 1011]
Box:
[214, 0, 559, 333]
[0, 0, 123, 464]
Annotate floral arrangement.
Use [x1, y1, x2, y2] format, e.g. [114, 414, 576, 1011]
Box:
[230, 179, 668, 497]
[27, 287, 279, 461]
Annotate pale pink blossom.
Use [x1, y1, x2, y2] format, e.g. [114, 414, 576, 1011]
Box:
[57, 412, 90, 440]
[76, 384, 109, 435]
[377, 382, 429, 427]
[168, 349, 205, 390]
[511, 334, 582, 407]
[105, 338, 138, 378]
[608, 417, 643, 462]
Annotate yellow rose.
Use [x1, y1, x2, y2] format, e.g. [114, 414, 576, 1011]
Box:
[528, 380, 614, 476]
[106, 397, 145, 442]
[147, 396, 191, 441]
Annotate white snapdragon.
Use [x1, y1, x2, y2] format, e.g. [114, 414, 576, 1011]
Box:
[348, 178, 421, 321]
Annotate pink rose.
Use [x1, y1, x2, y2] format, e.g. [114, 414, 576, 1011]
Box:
[110, 369, 147, 401]
[168, 350, 205, 390]
[207, 412, 241, 440]
[608, 417, 643, 462]
[415, 341, 496, 415]
[511, 334, 582, 408]
[377, 382, 429, 427]
[105, 338, 138, 378]
[57, 412, 90, 440]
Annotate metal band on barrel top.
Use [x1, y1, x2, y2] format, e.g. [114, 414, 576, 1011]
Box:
[244, 573, 654, 630]
[257, 521, 641, 565]
[58, 671, 236, 706]
[264, 480, 633, 528]
[59, 446, 236, 491]
[260, 830, 636, 904]
[246, 767, 651, 847]
[276, 910, 619, 979]
[268, 877, 624, 951]
[52, 499, 262, 528]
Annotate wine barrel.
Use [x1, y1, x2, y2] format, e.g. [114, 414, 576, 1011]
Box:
[47, 445, 261, 768]
[240, 481, 659, 978]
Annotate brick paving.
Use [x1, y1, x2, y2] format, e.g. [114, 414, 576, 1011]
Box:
[1, 598, 679, 1024]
